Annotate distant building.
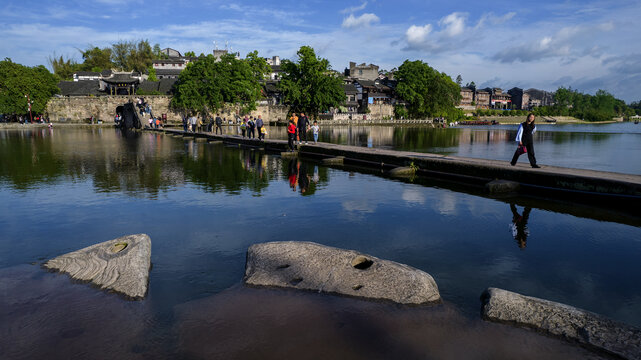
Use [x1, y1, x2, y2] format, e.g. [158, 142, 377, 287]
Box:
[508, 87, 554, 110]
[265, 56, 280, 66]
[353, 79, 393, 110]
[459, 87, 475, 109]
[475, 89, 491, 109]
[160, 48, 182, 58]
[488, 88, 511, 109]
[73, 71, 101, 81]
[346, 62, 380, 81]
[342, 84, 359, 113]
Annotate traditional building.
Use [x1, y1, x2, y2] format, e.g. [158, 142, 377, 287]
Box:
[508, 87, 554, 110]
[475, 89, 491, 109]
[73, 71, 101, 81]
[160, 48, 182, 58]
[346, 62, 380, 80]
[488, 88, 511, 109]
[342, 84, 359, 113]
[100, 72, 142, 95]
[353, 79, 394, 110]
[459, 87, 475, 108]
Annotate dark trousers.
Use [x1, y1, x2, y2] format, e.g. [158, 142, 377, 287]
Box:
[511, 142, 537, 166]
[299, 128, 307, 142]
[249, 128, 255, 138]
[288, 133, 295, 150]
[215, 124, 222, 134]
[257, 126, 263, 140]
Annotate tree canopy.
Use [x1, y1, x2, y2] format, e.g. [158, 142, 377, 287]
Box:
[395, 60, 461, 119]
[279, 46, 345, 117]
[533, 87, 633, 121]
[0, 58, 59, 117]
[171, 52, 268, 114]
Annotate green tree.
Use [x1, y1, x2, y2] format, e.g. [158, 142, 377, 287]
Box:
[153, 43, 169, 59]
[279, 46, 344, 117]
[395, 60, 461, 119]
[184, 51, 196, 57]
[111, 40, 153, 72]
[48, 54, 81, 80]
[245, 50, 271, 80]
[171, 53, 264, 114]
[147, 66, 158, 81]
[455, 74, 462, 86]
[0, 58, 59, 118]
[79, 46, 113, 71]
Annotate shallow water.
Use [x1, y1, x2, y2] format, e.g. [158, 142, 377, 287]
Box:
[0, 127, 639, 359]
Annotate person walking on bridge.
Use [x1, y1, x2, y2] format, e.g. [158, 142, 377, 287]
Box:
[215, 114, 223, 135]
[510, 113, 540, 168]
[298, 113, 309, 144]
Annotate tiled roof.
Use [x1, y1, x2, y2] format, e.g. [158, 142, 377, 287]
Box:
[58, 80, 102, 96]
[156, 69, 182, 76]
[75, 71, 101, 77]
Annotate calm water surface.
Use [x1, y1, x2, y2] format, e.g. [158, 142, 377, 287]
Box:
[0, 127, 639, 359]
[268, 122, 641, 174]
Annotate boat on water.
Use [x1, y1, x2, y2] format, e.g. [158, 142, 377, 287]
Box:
[461, 120, 499, 125]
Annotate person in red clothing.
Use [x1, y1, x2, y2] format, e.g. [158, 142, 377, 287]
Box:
[287, 120, 297, 151]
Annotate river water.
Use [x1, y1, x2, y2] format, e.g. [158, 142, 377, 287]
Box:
[0, 126, 639, 359]
[266, 122, 641, 174]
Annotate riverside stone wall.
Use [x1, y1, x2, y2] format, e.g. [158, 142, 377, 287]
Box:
[46, 96, 291, 124]
[46, 96, 396, 125]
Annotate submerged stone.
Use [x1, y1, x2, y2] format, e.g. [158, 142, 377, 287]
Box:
[388, 166, 415, 177]
[244, 241, 441, 305]
[44, 234, 152, 299]
[481, 287, 641, 359]
[281, 151, 298, 158]
[322, 156, 345, 165]
[485, 179, 520, 194]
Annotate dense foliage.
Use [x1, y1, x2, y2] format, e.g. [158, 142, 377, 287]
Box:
[49, 40, 164, 79]
[279, 46, 345, 117]
[395, 60, 461, 119]
[0, 58, 59, 118]
[171, 52, 269, 114]
[524, 88, 633, 121]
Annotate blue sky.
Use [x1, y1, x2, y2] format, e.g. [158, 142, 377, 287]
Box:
[2, 0, 640, 102]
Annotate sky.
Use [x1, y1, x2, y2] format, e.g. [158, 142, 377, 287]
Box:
[1, 0, 640, 102]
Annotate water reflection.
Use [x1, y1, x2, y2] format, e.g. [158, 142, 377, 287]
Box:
[269, 124, 641, 174]
[510, 204, 532, 249]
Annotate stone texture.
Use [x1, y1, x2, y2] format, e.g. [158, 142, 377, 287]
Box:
[321, 156, 345, 165]
[485, 179, 520, 194]
[244, 241, 441, 305]
[44, 234, 152, 299]
[388, 166, 416, 177]
[281, 151, 298, 158]
[481, 287, 641, 359]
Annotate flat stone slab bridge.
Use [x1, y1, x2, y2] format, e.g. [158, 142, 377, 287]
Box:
[149, 128, 641, 210]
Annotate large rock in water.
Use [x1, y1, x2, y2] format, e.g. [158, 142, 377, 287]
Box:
[44, 234, 152, 300]
[481, 287, 641, 360]
[244, 241, 441, 305]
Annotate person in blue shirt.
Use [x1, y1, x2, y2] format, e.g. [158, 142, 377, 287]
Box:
[510, 113, 540, 168]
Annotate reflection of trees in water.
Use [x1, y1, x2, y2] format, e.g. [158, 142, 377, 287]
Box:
[392, 127, 460, 152]
[181, 146, 279, 195]
[0, 129, 66, 190]
[0, 129, 183, 197]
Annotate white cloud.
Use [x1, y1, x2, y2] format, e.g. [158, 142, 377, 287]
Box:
[439, 12, 467, 37]
[340, 2, 368, 14]
[491, 22, 614, 63]
[342, 13, 380, 29]
[405, 24, 432, 45]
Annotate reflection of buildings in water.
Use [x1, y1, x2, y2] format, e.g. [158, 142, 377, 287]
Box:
[456, 128, 512, 145]
[325, 126, 396, 147]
